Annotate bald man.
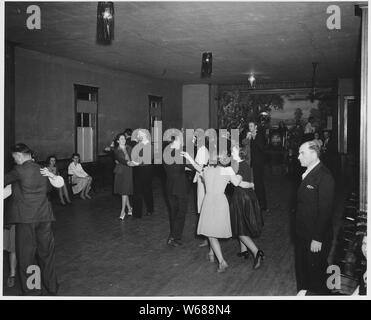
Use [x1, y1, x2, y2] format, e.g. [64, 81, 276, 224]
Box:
[295, 141, 335, 294]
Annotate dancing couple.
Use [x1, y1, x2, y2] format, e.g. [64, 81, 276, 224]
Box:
[111, 129, 155, 220]
[182, 142, 264, 273]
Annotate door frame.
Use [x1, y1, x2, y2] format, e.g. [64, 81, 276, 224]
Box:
[74, 84, 99, 162]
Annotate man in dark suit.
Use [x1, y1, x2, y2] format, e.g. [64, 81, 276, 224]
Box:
[246, 121, 269, 212]
[4, 143, 59, 295]
[163, 136, 190, 247]
[295, 140, 335, 294]
[131, 129, 154, 218]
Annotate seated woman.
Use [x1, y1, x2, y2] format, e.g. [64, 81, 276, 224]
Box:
[68, 153, 93, 200]
[46, 155, 71, 205]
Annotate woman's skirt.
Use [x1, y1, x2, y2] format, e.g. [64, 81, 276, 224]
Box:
[197, 193, 232, 238]
[114, 164, 133, 195]
[230, 187, 264, 238]
[71, 176, 89, 194]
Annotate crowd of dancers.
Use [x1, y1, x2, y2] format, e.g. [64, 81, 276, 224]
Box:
[4, 117, 347, 295]
[108, 121, 268, 273]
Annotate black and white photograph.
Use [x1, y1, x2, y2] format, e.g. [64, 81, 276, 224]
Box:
[1, 0, 369, 302]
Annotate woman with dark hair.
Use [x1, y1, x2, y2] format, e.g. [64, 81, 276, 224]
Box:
[230, 144, 265, 269]
[46, 155, 71, 205]
[181, 150, 242, 273]
[68, 153, 93, 200]
[113, 132, 136, 220]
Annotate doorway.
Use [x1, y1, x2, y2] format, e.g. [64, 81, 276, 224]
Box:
[74, 84, 98, 162]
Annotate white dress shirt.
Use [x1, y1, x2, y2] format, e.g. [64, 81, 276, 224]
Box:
[302, 160, 320, 180]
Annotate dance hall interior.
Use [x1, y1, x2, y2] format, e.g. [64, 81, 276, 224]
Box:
[2, 1, 368, 296]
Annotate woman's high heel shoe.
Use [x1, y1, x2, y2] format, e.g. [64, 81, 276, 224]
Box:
[253, 250, 264, 269]
[207, 253, 215, 263]
[237, 251, 249, 259]
[118, 211, 126, 221]
[217, 260, 229, 273]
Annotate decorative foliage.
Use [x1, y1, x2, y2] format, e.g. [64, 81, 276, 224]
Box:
[218, 90, 245, 129]
[309, 95, 336, 128]
[218, 90, 284, 130]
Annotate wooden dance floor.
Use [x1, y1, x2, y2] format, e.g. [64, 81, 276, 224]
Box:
[3, 172, 299, 296]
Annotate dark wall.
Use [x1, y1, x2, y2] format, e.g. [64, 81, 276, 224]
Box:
[14, 47, 183, 161]
[182, 84, 209, 129]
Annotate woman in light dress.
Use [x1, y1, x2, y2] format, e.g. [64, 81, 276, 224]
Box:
[68, 153, 93, 200]
[182, 150, 242, 273]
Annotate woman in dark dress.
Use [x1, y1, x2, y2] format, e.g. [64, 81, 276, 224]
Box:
[230, 144, 265, 269]
[46, 155, 71, 205]
[113, 132, 136, 220]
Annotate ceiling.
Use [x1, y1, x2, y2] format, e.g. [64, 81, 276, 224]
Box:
[5, 1, 363, 84]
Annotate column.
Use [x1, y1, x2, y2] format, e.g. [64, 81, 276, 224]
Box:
[359, 5, 368, 212]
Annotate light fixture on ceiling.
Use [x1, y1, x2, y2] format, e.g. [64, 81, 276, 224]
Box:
[201, 52, 212, 78]
[248, 74, 256, 88]
[97, 2, 114, 45]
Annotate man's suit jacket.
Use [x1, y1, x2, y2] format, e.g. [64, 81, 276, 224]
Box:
[249, 129, 267, 168]
[4, 160, 54, 224]
[163, 149, 189, 196]
[296, 162, 335, 243]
